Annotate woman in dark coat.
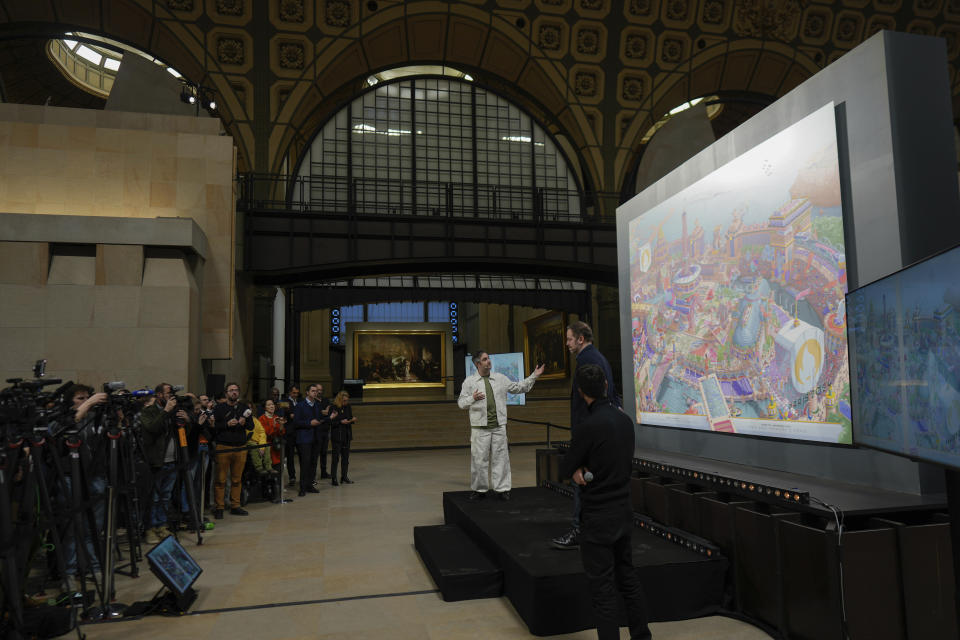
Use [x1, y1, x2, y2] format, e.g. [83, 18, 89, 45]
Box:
[330, 390, 357, 485]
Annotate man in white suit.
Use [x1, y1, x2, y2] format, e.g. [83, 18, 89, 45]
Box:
[458, 351, 544, 501]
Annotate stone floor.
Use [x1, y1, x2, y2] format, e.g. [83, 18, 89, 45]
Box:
[78, 447, 772, 639]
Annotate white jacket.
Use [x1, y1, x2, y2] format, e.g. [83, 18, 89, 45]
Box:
[458, 371, 539, 428]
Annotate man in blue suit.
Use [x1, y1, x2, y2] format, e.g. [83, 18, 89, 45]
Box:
[552, 321, 623, 549]
[293, 384, 336, 496]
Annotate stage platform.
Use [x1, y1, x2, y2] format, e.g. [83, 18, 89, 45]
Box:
[435, 487, 727, 636]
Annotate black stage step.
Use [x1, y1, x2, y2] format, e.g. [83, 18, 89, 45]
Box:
[414, 524, 503, 601]
[441, 486, 728, 636]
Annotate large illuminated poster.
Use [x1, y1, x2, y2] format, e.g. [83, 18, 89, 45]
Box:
[628, 103, 852, 444]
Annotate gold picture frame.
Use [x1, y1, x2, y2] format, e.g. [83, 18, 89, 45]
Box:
[353, 329, 446, 389]
[523, 311, 568, 380]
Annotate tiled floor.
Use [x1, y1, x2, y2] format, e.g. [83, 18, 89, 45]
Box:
[79, 447, 771, 639]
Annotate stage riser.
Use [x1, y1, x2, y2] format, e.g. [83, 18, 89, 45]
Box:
[733, 504, 801, 633]
[440, 488, 728, 636]
[413, 525, 503, 602]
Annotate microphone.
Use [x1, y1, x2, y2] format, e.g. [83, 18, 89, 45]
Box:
[104, 381, 126, 391]
[131, 389, 155, 397]
[242, 408, 252, 418]
[583, 470, 594, 483]
[171, 384, 185, 392]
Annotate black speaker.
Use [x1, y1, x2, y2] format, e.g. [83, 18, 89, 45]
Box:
[206, 374, 225, 398]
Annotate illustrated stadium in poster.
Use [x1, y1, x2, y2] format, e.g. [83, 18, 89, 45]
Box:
[465, 352, 527, 405]
[627, 103, 853, 444]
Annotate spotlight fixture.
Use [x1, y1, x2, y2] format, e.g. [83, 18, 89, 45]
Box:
[179, 80, 218, 115]
[631, 457, 810, 506]
[633, 513, 721, 559]
[179, 84, 197, 105]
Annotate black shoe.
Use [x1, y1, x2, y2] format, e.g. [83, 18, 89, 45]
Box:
[341, 478, 354, 484]
[551, 528, 580, 550]
[306, 487, 320, 493]
[331, 479, 339, 486]
[213, 509, 224, 520]
[467, 491, 486, 501]
[298, 490, 306, 497]
[320, 472, 331, 479]
[230, 507, 249, 516]
[288, 478, 297, 487]
[498, 491, 510, 501]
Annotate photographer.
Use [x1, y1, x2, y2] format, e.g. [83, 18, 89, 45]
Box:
[171, 393, 210, 530]
[211, 382, 250, 519]
[139, 382, 191, 544]
[56, 384, 109, 584]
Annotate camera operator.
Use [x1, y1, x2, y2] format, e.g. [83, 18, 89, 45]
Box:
[168, 393, 210, 530]
[55, 384, 109, 586]
[139, 382, 191, 544]
[211, 382, 250, 519]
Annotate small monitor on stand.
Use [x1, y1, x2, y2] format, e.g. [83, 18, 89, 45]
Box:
[144, 536, 203, 612]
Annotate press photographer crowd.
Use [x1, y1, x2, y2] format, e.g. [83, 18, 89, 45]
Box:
[0, 361, 356, 636]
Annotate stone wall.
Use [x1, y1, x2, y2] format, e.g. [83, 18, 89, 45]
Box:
[0, 215, 206, 390]
[0, 104, 235, 358]
[0, 104, 236, 391]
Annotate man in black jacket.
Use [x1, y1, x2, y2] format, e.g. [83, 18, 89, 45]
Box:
[560, 364, 651, 640]
[140, 383, 192, 543]
[212, 382, 250, 518]
[553, 321, 622, 549]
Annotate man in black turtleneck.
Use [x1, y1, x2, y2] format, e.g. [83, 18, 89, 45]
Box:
[560, 364, 651, 640]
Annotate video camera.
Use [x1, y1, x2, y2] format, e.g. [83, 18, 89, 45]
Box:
[1, 359, 71, 439]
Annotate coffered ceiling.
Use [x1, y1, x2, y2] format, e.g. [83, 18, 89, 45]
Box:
[1, 0, 957, 197]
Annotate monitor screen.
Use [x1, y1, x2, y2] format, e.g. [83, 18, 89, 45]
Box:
[145, 535, 203, 596]
[465, 352, 527, 405]
[847, 243, 960, 468]
[624, 103, 853, 444]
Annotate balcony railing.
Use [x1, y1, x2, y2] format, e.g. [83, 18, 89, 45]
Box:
[236, 173, 619, 224]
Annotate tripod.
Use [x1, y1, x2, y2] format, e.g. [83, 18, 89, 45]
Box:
[174, 421, 204, 546]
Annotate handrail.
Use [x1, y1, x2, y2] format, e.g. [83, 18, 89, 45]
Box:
[508, 416, 570, 448]
[236, 172, 621, 224]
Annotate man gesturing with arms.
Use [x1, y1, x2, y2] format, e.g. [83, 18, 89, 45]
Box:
[561, 364, 651, 640]
[458, 351, 544, 501]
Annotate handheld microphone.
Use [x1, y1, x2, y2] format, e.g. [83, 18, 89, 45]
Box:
[583, 471, 594, 483]
[131, 389, 155, 397]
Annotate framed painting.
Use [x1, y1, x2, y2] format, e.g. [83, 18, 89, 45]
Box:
[354, 329, 446, 389]
[523, 311, 568, 380]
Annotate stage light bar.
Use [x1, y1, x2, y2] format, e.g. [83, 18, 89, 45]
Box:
[633, 513, 721, 559]
[631, 457, 810, 506]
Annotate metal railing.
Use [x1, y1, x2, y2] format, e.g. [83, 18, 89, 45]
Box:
[237, 173, 620, 224]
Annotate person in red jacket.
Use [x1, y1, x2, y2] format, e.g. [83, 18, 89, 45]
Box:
[259, 399, 286, 469]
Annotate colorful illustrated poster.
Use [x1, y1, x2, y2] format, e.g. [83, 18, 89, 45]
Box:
[627, 103, 852, 444]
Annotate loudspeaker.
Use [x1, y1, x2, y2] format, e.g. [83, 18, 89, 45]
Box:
[205, 374, 225, 398]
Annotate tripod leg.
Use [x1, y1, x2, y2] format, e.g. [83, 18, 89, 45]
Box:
[29, 446, 74, 600]
[65, 441, 106, 615]
[176, 428, 203, 546]
[0, 460, 26, 631]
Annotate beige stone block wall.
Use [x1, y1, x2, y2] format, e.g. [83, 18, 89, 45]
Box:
[0, 103, 235, 361]
[0, 243, 201, 392]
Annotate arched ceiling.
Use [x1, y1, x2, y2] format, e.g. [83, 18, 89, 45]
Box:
[1, 0, 958, 207]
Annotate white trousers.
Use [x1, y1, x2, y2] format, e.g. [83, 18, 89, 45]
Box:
[470, 426, 511, 493]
